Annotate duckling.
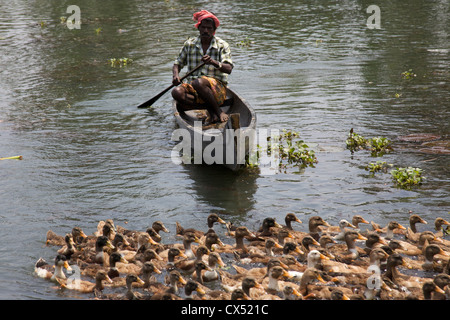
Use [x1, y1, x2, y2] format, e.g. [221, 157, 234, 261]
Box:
[405, 214, 428, 242]
[151, 221, 170, 240]
[141, 262, 162, 288]
[192, 260, 212, 284]
[433, 273, 450, 300]
[298, 268, 326, 297]
[256, 266, 293, 299]
[145, 227, 162, 244]
[58, 270, 113, 295]
[176, 213, 226, 238]
[434, 217, 450, 238]
[330, 289, 351, 300]
[299, 235, 320, 256]
[363, 232, 389, 254]
[149, 270, 187, 299]
[202, 252, 225, 282]
[274, 228, 295, 246]
[165, 247, 188, 270]
[57, 234, 77, 259]
[180, 232, 201, 260]
[46, 227, 88, 246]
[174, 245, 209, 275]
[422, 281, 446, 300]
[371, 221, 406, 240]
[94, 219, 116, 238]
[134, 248, 164, 266]
[306, 249, 330, 269]
[84, 236, 115, 265]
[216, 226, 255, 255]
[321, 219, 356, 240]
[281, 285, 303, 300]
[136, 232, 158, 252]
[281, 241, 304, 258]
[184, 279, 207, 300]
[107, 252, 128, 279]
[395, 231, 443, 256]
[383, 253, 432, 292]
[222, 276, 264, 298]
[232, 258, 290, 280]
[352, 215, 370, 231]
[368, 247, 390, 269]
[255, 217, 283, 237]
[204, 232, 225, 251]
[413, 244, 449, 272]
[111, 233, 133, 250]
[284, 213, 302, 230]
[308, 216, 330, 241]
[236, 238, 283, 265]
[330, 231, 367, 263]
[123, 274, 146, 300]
[35, 255, 72, 282]
[318, 235, 337, 259]
[230, 288, 250, 300]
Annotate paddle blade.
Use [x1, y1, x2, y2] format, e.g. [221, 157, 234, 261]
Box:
[137, 84, 174, 108]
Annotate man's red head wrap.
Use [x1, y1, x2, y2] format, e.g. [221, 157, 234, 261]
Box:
[193, 10, 220, 29]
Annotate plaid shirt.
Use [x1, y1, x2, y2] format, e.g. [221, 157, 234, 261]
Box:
[174, 36, 233, 85]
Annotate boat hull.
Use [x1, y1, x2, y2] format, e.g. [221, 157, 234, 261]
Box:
[172, 88, 256, 171]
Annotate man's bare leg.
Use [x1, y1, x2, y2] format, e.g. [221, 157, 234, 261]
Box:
[192, 78, 228, 123]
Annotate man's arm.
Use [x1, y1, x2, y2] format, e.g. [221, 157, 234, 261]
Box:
[172, 64, 182, 85]
[201, 55, 233, 74]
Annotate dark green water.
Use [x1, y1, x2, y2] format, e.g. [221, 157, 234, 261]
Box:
[0, 0, 448, 299]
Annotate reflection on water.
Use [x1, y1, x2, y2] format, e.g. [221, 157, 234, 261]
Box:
[183, 164, 258, 219]
[0, 0, 448, 299]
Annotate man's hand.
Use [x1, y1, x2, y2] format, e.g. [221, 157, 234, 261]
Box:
[172, 75, 181, 86]
[172, 64, 182, 85]
[201, 55, 219, 68]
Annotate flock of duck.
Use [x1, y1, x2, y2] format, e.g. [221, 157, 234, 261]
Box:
[36, 212, 450, 300]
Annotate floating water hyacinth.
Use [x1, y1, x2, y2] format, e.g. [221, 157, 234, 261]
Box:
[346, 128, 368, 152]
[250, 129, 318, 173]
[390, 167, 425, 189]
[346, 128, 392, 156]
[108, 57, 133, 67]
[236, 36, 253, 47]
[365, 161, 393, 174]
[401, 69, 417, 79]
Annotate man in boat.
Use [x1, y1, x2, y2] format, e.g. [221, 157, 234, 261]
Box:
[171, 10, 234, 124]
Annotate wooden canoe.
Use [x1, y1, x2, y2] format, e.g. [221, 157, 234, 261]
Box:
[172, 88, 256, 171]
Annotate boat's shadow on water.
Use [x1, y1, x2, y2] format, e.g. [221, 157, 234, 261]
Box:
[182, 163, 259, 220]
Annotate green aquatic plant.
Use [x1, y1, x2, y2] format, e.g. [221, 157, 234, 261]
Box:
[95, 27, 102, 35]
[236, 36, 253, 47]
[249, 129, 318, 172]
[401, 69, 416, 79]
[390, 167, 425, 189]
[365, 161, 393, 174]
[368, 136, 393, 156]
[346, 128, 368, 152]
[109, 57, 133, 67]
[346, 129, 393, 156]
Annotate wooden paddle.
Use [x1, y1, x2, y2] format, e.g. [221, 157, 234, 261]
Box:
[137, 62, 206, 109]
